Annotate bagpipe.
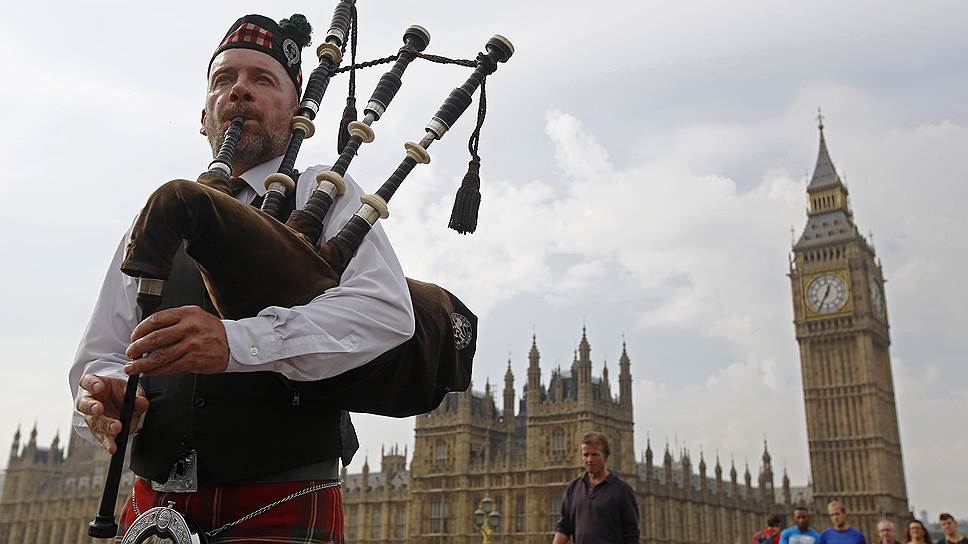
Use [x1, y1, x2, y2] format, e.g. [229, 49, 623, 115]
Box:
[89, 0, 512, 541]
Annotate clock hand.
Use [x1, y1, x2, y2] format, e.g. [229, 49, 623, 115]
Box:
[818, 285, 832, 308]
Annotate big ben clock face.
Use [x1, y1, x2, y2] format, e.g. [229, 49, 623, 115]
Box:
[870, 278, 885, 318]
[806, 274, 849, 313]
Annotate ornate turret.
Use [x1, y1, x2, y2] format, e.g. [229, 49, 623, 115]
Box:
[50, 431, 62, 463]
[618, 340, 632, 406]
[645, 437, 654, 479]
[503, 358, 515, 427]
[681, 449, 692, 493]
[575, 327, 593, 399]
[26, 422, 37, 452]
[782, 468, 792, 505]
[663, 443, 673, 484]
[601, 359, 610, 397]
[759, 440, 775, 502]
[715, 454, 723, 494]
[10, 425, 20, 457]
[730, 458, 738, 496]
[527, 334, 541, 394]
[578, 326, 591, 366]
[699, 450, 708, 492]
[744, 462, 753, 496]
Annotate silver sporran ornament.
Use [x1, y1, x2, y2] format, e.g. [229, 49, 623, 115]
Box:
[120, 502, 206, 544]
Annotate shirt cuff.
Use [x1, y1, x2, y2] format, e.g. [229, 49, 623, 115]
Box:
[222, 313, 360, 372]
[223, 316, 281, 368]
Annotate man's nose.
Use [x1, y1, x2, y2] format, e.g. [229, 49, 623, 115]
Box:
[229, 80, 254, 102]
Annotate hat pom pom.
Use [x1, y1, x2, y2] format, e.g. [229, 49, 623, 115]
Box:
[280, 14, 313, 48]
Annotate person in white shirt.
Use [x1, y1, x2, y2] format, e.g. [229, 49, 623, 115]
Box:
[70, 12, 413, 541]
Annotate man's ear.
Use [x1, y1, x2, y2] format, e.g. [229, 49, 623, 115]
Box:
[200, 109, 207, 135]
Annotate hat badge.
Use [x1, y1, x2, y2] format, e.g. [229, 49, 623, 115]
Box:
[283, 38, 299, 66]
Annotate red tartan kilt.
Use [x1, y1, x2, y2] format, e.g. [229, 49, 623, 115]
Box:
[118, 478, 343, 543]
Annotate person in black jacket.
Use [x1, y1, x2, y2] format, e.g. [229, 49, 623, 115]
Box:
[553, 431, 640, 544]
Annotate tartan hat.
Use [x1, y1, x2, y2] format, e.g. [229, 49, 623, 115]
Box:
[209, 14, 312, 94]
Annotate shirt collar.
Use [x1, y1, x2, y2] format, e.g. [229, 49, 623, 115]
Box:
[582, 470, 614, 485]
[237, 156, 284, 197]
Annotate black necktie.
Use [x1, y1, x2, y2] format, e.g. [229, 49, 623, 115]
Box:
[228, 176, 249, 198]
[229, 177, 265, 208]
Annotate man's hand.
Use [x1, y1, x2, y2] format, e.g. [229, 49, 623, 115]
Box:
[75, 374, 149, 454]
[124, 305, 229, 376]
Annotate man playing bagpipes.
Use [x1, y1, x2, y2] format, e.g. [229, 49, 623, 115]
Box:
[69, 13, 412, 542]
[70, 0, 512, 537]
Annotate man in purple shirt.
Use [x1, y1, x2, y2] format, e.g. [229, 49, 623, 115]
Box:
[818, 501, 867, 544]
[553, 432, 640, 544]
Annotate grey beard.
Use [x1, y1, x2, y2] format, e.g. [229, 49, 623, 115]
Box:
[208, 120, 289, 168]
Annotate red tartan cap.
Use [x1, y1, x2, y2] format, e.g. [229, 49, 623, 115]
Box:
[209, 14, 312, 95]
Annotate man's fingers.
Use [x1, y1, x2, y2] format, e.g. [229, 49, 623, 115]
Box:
[85, 413, 121, 437]
[140, 353, 192, 377]
[79, 374, 105, 394]
[126, 324, 184, 360]
[75, 395, 104, 417]
[125, 342, 190, 376]
[130, 306, 196, 343]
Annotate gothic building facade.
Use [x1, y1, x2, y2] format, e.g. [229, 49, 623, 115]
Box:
[341, 330, 790, 544]
[788, 117, 910, 536]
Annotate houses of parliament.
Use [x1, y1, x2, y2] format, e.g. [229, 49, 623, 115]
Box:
[0, 123, 911, 542]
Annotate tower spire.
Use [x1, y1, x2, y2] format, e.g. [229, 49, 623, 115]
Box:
[795, 113, 858, 249]
[503, 356, 516, 424]
[578, 326, 591, 363]
[619, 338, 632, 406]
[527, 333, 541, 394]
[808, 108, 844, 192]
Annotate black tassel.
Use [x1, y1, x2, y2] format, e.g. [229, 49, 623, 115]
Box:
[337, 96, 357, 154]
[449, 157, 481, 234]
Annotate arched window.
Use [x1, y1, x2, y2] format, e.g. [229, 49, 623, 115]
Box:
[551, 428, 567, 460]
[435, 439, 447, 465]
[431, 495, 449, 533]
[370, 507, 382, 539]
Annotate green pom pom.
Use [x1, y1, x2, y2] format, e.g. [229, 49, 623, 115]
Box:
[279, 14, 312, 48]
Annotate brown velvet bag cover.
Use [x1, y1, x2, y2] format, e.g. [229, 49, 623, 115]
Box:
[122, 174, 342, 318]
[121, 175, 475, 416]
[303, 278, 476, 416]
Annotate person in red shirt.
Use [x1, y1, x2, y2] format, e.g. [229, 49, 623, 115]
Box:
[754, 514, 786, 544]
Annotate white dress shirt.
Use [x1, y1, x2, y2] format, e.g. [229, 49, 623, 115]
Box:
[69, 156, 415, 442]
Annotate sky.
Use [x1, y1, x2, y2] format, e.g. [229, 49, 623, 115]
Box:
[1, 0, 966, 520]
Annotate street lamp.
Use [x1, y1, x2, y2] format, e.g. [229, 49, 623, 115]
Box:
[473, 495, 501, 543]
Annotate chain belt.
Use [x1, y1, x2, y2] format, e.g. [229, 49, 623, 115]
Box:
[130, 479, 342, 539]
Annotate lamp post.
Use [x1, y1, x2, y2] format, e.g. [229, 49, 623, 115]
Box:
[473, 495, 502, 543]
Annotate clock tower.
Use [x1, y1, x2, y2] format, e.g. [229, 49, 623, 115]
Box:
[789, 113, 909, 535]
